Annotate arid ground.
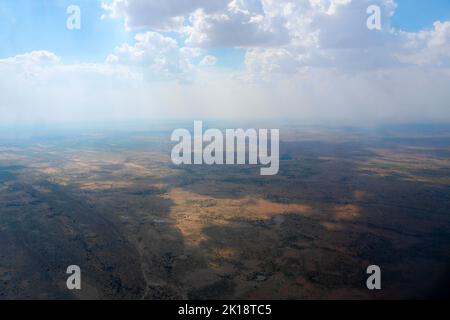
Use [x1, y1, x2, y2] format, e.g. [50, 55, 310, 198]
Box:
[0, 123, 449, 299]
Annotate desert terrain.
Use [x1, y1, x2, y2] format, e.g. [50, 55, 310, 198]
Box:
[0, 123, 449, 299]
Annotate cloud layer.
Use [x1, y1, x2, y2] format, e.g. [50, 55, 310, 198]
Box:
[1, 0, 450, 125]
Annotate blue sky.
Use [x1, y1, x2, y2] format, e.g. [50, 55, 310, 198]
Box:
[0, 0, 130, 62]
[0, 0, 448, 64]
[392, 0, 450, 31]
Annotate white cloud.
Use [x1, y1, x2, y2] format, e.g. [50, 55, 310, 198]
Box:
[184, 0, 290, 48]
[1, 50, 61, 64]
[102, 0, 292, 48]
[0, 50, 61, 78]
[106, 31, 211, 82]
[102, 0, 229, 30]
[101, 0, 405, 71]
[242, 0, 402, 75]
[399, 21, 450, 66]
[199, 55, 218, 66]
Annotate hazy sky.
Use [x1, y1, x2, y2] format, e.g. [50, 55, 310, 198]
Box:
[1, 0, 450, 125]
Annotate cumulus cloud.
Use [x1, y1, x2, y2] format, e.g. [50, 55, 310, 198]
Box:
[399, 21, 450, 66]
[0, 50, 61, 64]
[102, 0, 292, 48]
[199, 55, 218, 66]
[106, 31, 202, 81]
[0, 50, 61, 78]
[102, 0, 229, 30]
[242, 0, 402, 75]
[100, 0, 405, 71]
[184, 0, 291, 48]
[2, 1, 450, 125]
